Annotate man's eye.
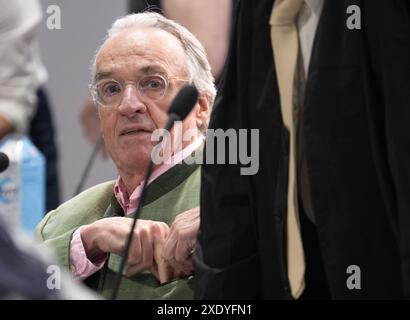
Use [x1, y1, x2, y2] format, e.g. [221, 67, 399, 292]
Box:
[102, 83, 121, 97]
[141, 77, 165, 90]
[149, 80, 161, 89]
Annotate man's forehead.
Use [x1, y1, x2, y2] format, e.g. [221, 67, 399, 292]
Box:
[95, 27, 186, 79]
[98, 27, 184, 60]
[95, 64, 169, 82]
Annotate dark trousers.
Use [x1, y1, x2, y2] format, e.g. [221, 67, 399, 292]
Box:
[29, 88, 60, 212]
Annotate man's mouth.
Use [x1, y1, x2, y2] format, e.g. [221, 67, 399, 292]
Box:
[121, 129, 152, 136]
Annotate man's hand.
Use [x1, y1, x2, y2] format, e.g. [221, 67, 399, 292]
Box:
[80, 217, 170, 277]
[80, 207, 200, 283]
[162, 207, 200, 277]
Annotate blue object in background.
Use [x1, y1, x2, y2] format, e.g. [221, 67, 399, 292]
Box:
[0, 135, 45, 234]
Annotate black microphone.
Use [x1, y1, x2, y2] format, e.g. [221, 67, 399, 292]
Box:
[164, 85, 199, 131]
[110, 85, 199, 300]
[0, 152, 10, 173]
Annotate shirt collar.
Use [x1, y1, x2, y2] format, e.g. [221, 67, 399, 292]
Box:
[304, 0, 324, 16]
[114, 137, 203, 215]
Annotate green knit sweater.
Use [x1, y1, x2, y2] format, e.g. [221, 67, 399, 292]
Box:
[36, 162, 200, 299]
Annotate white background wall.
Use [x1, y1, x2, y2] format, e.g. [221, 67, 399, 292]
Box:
[38, 0, 128, 201]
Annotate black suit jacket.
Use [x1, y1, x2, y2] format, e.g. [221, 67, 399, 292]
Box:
[194, 0, 410, 299]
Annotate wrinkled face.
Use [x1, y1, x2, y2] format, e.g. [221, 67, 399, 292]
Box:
[95, 27, 204, 177]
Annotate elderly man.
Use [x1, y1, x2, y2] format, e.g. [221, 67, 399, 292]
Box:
[36, 12, 215, 299]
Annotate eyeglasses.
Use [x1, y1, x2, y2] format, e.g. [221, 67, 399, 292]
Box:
[90, 74, 187, 108]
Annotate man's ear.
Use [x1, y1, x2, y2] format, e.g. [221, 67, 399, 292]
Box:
[195, 95, 210, 130]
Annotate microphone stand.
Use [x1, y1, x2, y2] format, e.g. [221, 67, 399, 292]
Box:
[110, 113, 179, 300]
[73, 134, 104, 197]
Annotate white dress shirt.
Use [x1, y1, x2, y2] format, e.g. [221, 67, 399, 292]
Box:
[297, 0, 324, 77]
[0, 0, 48, 134]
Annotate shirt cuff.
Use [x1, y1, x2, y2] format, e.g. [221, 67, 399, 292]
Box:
[69, 226, 107, 280]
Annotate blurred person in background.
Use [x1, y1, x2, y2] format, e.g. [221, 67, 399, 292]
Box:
[0, 0, 60, 212]
[0, 215, 96, 299]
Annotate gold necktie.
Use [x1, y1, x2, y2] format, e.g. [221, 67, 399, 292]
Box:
[270, 0, 305, 299]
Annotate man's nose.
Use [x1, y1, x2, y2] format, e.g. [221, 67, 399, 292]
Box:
[118, 85, 147, 116]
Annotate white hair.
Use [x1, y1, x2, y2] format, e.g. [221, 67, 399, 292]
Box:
[91, 12, 217, 114]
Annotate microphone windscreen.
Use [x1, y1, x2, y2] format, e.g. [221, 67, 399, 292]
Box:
[0, 152, 9, 173]
[168, 85, 199, 121]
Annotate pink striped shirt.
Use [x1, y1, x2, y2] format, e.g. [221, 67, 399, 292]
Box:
[69, 139, 202, 280]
